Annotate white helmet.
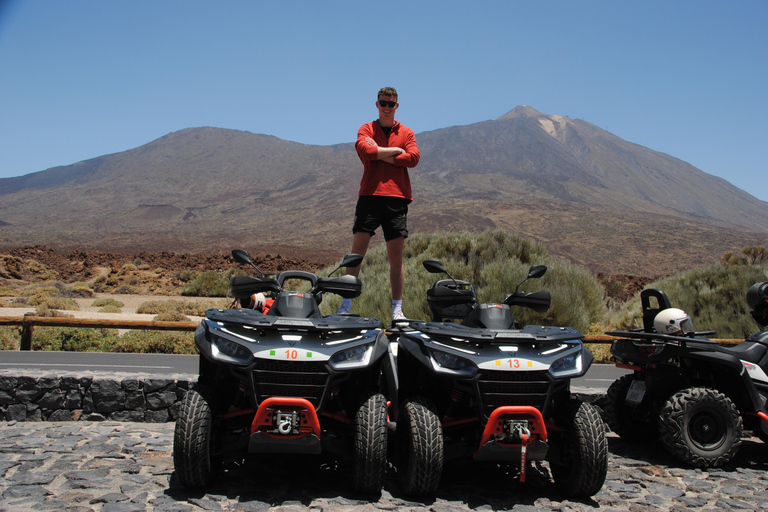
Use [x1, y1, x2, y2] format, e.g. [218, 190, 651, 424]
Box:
[249, 292, 266, 311]
[654, 308, 694, 335]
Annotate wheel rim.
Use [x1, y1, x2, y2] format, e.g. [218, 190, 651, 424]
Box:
[687, 406, 726, 451]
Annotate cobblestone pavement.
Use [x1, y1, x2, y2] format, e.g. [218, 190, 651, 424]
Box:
[1, 420, 768, 512]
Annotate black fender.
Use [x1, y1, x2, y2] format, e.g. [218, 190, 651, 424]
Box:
[685, 350, 766, 413]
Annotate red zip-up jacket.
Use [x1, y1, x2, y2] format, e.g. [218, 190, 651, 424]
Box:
[355, 120, 420, 201]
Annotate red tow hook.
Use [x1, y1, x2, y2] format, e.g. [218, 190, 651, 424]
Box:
[250, 397, 321, 437]
[520, 431, 529, 482]
[476, 406, 547, 482]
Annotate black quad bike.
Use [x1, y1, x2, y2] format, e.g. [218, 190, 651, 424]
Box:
[604, 283, 768, 468]
[389, 260, 607, 498]
[173, 250, 395, 493]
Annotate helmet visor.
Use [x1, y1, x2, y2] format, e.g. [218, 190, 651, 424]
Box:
[679, 317, 694, 334]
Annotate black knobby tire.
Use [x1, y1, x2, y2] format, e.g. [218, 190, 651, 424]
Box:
[604, 374, 659, 442]
[353, 393, 389, 494]
[173, 388, 220, 488]
[657, 386, 743, 468]
[397, 396, 443, 496]
[550, 398, 608, 498]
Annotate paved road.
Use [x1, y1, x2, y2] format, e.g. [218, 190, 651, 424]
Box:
[0, 351, 629, 391]
[0, 351, 199, 376]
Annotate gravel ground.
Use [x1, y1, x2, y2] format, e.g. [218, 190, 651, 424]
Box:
[1, 420, 768, 512]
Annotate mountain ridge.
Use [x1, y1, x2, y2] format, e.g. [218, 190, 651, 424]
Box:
[1, 106, 765, 277]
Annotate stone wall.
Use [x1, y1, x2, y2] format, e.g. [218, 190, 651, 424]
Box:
[0, 371, 196, 422]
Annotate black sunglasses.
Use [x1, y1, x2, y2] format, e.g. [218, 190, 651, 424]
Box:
[378, 100, 397, 108]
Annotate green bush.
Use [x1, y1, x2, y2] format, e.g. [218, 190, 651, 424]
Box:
[611, 264, 768, 339]
[178, 270, 198, 282]
[92, 298, 125, 308]
[137, 299, 223, 317]
[0, 326, 20, 350]
[180, 270, 231, 297]
[98, 304, 123, 313]
[26, 295, 80, 310]
[112, 330, 196, 354]
[320, 230, 607, 333]
[31, 327, 119, 352]
[153, 311, 191, 322]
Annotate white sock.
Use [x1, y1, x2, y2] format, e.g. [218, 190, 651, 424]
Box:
[340, 298, 352, 310]
[392, 300, 402, 314]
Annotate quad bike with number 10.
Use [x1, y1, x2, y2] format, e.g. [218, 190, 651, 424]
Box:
[173, 250, 395, 494]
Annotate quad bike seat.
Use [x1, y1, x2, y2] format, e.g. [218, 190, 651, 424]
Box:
[641, 288, 672, 332]
[723, 339, 768, 366]
[723, 331, 768, 372]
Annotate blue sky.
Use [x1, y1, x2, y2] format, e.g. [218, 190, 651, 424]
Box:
[1, 1, 767, 201]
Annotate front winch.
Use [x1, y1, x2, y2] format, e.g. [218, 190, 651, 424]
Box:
[497, 420, 531, 443]
[250, 397, 322, 438]
[275, 410, 300, 435]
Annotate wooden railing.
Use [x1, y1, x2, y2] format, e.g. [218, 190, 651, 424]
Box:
[0, 315, 743, 350]
[0, 315, 198, 351]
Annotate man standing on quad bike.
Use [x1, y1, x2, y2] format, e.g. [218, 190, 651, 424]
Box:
[337, 86, 420, 323]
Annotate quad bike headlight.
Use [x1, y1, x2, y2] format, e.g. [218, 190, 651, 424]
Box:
[429, 348, 478, 377]
[211, 335, 253, 364]
[549, 351, 582, 378]
[329, 342, 373, 369]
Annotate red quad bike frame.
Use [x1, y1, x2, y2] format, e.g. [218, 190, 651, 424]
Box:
[249, 397, 324, 454]
[475, 406, 549, 483]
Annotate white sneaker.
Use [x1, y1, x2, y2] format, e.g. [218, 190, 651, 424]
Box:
[392, 310, 407, 323]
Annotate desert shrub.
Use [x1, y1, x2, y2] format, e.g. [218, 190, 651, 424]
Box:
[25, 259, 58, 280]
[92, 298, 125, 308]
[4, 297, 30, 308]
[112, 330, 196, 354]
[116, 285, 136, 294]
[0, 284, 19, 297]
[98, 304, 123, 313]
[585, 343, 612, 364]
[70, 282, 95, 297]
[0, 326, 20, 350]
[721, 246, 768, 267]
[137, 299, 222, 317]
[32, 327, 118, 352]
[611, 263, 768, 339]
[34, 304, 75, 317]
[178, 270, 198, 283]
[180, 270, 231, 297]
[23, 285, 59, 297]
[26, 295, 80, 311]
[320, 230, 607, 333]
[118, 263, 137, 275]
[23, 281, 91, 302]
[153, 311, 191, 322]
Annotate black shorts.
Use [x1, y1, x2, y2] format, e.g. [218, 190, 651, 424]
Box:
[352, 196, 410, 241]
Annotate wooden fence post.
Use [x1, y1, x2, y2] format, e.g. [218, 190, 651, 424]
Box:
[20, 321, 34, 351]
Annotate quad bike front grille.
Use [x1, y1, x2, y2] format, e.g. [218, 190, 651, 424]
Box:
[251, 359, 329, 408]
[477, 370, 552, 416]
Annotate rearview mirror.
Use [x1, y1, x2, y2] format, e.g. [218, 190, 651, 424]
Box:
[527, 265, 547, 279]
[423, 259, 447, 274]
[340, 253, 364, 269]
[232, 249, 252, 266]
